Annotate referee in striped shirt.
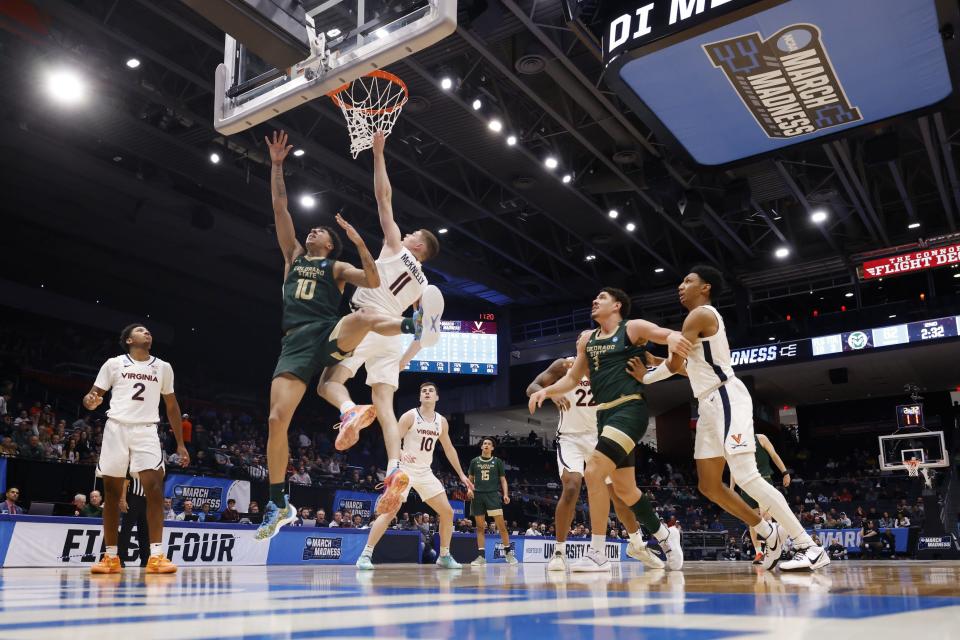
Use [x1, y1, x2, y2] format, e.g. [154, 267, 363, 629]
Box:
[119, 472, 151, 567]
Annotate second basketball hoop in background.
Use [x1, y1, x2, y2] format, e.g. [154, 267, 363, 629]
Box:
[329, 70, 408, 158]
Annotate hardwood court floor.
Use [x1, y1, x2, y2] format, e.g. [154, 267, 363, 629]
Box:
[0, 561, 956, 639]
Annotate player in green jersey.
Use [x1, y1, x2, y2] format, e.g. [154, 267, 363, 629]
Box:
[729, 434, 790, 563]
[529, 287, 691, 571]
[467, 438, 517, 565]
[257, 131, 423, 541]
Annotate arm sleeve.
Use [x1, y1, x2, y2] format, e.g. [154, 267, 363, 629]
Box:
[93, 360, 114, 392]
[642, 361, 676, 385]
[161, 362, 175, 394]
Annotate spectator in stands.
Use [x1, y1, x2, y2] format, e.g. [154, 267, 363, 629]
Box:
[71, 493, 87, 516]
[177, 499, 199, 522]
[709, 516, 725, 531]
[895, 510, 911, 527]
[63, 438, 79, 463]
[46, 433, 64, 459]
[327, 456, 341, 476]
[839, 487, 853, 502]
[879, 511, 894, 528]
[82, 490, 103, 517]
[22, 435, 44, 460]
[180, 414, 193, 451]
[163, 497, 176, 520]
[0, 487, 24, 515]
[827, 539, 848, 560]
[1, 436, 18, 457]
[197, 503, 216, 522]
[525, 521, 540, 536]
[839, 512, 852, 528]
[290, 465, 312, 486]
[248, 501, 260, 515]
[860, 520, 883, 558]
[220, 499, 240, 523]
[0, 391, 9, 416]
[315, 509, 327, 527]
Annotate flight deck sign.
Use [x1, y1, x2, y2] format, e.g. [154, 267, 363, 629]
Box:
[704, 24, 862, 139]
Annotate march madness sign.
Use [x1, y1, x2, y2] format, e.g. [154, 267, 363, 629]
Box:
[704, 24, 861, 139]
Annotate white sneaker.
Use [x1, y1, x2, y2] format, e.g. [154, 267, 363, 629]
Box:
[415, 285, 445, 348]
[661, 526, 683, 571]
[571, 547, 611, 572]
[760, 523, 785, 571]
[547, 551, 568, 572]
[627, 539, 665, 569]
[780, 545, 830, 572]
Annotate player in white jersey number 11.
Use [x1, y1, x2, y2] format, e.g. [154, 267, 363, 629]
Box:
[355, 381, 473, 570]
[83, 324, 189, 575]
[318, 130, 444, 518]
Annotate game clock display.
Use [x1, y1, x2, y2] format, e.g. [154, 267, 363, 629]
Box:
[896, 404, 924, 429]
[400, 320, 498, 376]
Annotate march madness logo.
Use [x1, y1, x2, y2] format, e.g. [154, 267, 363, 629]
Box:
[172, 484, 223, 511]
[303, 537, 343, 560]
[703, 24, 861, 139]
[337, 497, 373, 522]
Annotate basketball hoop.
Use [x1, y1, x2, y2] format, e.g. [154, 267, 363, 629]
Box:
[905, 459, 921, 477]
[328, 70, 408, 158]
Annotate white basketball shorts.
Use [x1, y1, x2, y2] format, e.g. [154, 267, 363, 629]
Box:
[556, 430, 615, 485]
[338, 330, 404, 389]
[97, 419, 165, 478]
[401, 466, 446, 502]
[694, 378, 757, 460]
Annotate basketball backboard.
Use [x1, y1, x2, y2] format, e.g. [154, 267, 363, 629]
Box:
[878, 431, 948, 472]
[197, 0, 457, 135]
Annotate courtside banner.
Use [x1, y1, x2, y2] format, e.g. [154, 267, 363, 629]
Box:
[0, 515, 267, 567]
[483, 535, 525, 563]
[332, 490, 378, 523]
[450, 500, 465, 521]
[812, 527, 909, 553]
[266, 527, 421, 565]
[521, 538, 623, 563]
[165, 473, 250, 515]
[859, 243, 960, 280]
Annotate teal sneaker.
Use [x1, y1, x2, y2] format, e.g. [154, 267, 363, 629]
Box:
[470, 554, 486, 566]
[436, 554, 462, 569]
[254, 498, 296, 542]
[356, 554, 374, 570]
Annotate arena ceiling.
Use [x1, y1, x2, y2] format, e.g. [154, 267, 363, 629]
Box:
[1, 0, 959, 323]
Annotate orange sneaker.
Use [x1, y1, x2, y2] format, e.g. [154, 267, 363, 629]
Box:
[90, 554, 122, 574]
[334, 405, 377, 451]
[375, 467, 409, 515]
[146, 554, 178, 574]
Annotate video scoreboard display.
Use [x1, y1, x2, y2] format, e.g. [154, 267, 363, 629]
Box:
[400, 319, 498, 376]
[730, 315, 960, 371]
[811, 316, 960, 357]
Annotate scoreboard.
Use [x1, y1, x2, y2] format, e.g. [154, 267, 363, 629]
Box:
[401, 320, 498, 376]
[895, 404, 924, 429]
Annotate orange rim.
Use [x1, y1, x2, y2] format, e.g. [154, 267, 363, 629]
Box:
[328, 70, 409, 115]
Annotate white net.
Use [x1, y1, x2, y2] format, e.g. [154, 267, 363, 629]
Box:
[330, 71, 408, 158]
[905, 459, 920, 476]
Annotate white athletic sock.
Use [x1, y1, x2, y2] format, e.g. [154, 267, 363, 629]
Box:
[340, 401, 356, 415]
[387, 458, 400, 473]
[653, 524, 670, 543]
[591, 534, 605, 554]
[440, 546, 450, 557]
[628, 531, 642, 546]
[738, 476, 806, 541]
[555, 541, 566, 555]
[793, 532, 814, 548]
[150, 542, 163, 557]
[105, 546, 118, 557]
[363, 545, 374, 557]
[755, 519, 773, 540]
